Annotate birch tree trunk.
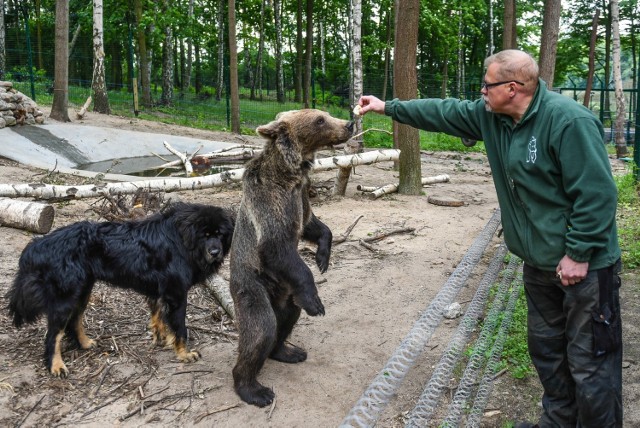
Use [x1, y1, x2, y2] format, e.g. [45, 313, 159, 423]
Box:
[228, 0, 241, 133]
[539, 0, 561, 89]
[50, 0, 71, 122]
[182, 0, 194, 94]
[334, 0, 363, 196]
[381, 7, 393, 101]
[611, 0, 629, 158]
[274, 0, 285, 103]
[92, 0, 111, 114]
[216, 0, 225, 101]
[350, 0, 362, 136]
[160, 0, 173, 106]
[393, 0, 421, 195]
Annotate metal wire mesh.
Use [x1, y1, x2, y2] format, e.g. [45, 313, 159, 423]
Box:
[440, 256, 523, 427]
[339, 209, 502, 428]
[404, 243, 509, 427]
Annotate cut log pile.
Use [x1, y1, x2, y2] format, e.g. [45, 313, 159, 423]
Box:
[0, 81, 45, 128]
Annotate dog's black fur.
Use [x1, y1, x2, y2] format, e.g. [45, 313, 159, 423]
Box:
[7, 202, 234, 377]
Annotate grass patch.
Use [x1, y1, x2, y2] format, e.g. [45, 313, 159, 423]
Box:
[615, 166, 640, 269]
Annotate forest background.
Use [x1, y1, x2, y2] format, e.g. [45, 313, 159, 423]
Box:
[2, 0, 640, 142]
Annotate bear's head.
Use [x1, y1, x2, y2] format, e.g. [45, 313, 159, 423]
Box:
[256, 110, 354, 163]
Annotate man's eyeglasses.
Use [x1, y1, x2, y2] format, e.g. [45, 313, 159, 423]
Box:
[481, 80, 525, 90]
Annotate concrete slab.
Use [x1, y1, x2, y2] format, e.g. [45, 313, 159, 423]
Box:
[0, 124, 235, 181]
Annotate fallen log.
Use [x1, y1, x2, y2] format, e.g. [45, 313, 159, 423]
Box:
[0, 198, 55, 233]
[203, 275, 235, 319]
[357, 174, 450, 199]
[0, 150, 401, 200]
[76, 96, 92, 119]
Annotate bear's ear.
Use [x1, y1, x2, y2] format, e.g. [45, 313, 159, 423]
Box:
[256, 120, 281, 140]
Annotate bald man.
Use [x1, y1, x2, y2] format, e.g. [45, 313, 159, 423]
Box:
[359, 50, 622, 428]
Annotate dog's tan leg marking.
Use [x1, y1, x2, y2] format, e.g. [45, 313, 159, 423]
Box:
[75, 314, 96, 349]
[149, 308, 174, 347]
[174, 338, 201, 362]
[51, 331, 68, 378]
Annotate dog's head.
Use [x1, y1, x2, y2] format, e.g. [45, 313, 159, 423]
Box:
[256, 109, 354, 164]
[169, 203, 235, 272]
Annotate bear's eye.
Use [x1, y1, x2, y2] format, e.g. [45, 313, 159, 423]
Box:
[316, 117, 325, 126]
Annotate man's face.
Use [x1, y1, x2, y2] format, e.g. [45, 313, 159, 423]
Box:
[481, 63, 511, 114]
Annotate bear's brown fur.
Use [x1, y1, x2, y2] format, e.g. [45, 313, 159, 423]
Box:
[229, 109, 354, 407]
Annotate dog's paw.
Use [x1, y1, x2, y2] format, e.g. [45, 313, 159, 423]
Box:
[50, 361, 69, 378]
[177, 349, 201, 363]
[80, 337, 97, 350]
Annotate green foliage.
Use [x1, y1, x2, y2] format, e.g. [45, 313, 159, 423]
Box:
[500, 284, 533, 379]
[615, 167, 640, 268]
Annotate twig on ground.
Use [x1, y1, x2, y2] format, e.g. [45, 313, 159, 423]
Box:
[362, 227, 416, 243]
[193, 403, 241, 424]
[333, 215, 364, 245]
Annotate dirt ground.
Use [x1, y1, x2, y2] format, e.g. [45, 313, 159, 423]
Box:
[0, 109, 638, 427]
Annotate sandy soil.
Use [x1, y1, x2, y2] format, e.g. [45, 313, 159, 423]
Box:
[0, 109, 638, 427]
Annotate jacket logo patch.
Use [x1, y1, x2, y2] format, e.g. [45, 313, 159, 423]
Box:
[526, 136, 537, 164]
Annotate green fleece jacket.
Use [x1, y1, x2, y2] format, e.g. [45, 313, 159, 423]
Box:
[385, 79, 620, 271]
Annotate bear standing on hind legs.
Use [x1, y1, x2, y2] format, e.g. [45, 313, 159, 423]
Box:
[230, 109, 354, 407]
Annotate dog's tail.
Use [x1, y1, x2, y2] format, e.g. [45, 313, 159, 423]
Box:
[7, 271, 47, 328]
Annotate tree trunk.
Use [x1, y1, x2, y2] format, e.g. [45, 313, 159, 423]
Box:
[251, 0, 266, 101]
[92, 0, 111, 114]
[274, 0, 285, 103]
[36, 0, 43, 70]
[216, 0, 225, 101]
[303, 0, 314, 108]
[50, 0, 70, 122]
[295, 1, 303, 103]
[503, 0, 517, 49]
[228, 0, 240, 134]
[182, 0, 194, 94]
[611, 0, 629, 158]
[584, 9, 600, 108]
[194, 41, 202, 94]
[539, 0, 561, 88]
[134, 0, 152, 108]
[603, 0, 611, 117]
[381, 6, 393, 101]
[0, 198, 55, 234]
[160, 0, 173, 106]
[0, 0, 4, 80]
[393, 0, 421, 195]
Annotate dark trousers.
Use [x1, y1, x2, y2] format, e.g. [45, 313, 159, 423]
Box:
[523, 261, 623, 428]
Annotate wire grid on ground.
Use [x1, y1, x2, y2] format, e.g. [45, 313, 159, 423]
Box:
[339, 209, 502, 428]
[404, 243, 509, 427]
[440, 256, 523, 427]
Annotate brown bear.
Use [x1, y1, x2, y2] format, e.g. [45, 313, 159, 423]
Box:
[229, 109, 354, 407]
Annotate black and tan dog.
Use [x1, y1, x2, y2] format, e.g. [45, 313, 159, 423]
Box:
[7, 202, 234, 377]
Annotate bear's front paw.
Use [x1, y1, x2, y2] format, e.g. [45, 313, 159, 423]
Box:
[295, 293, 325, 316]
[315, 249, 331, 273]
